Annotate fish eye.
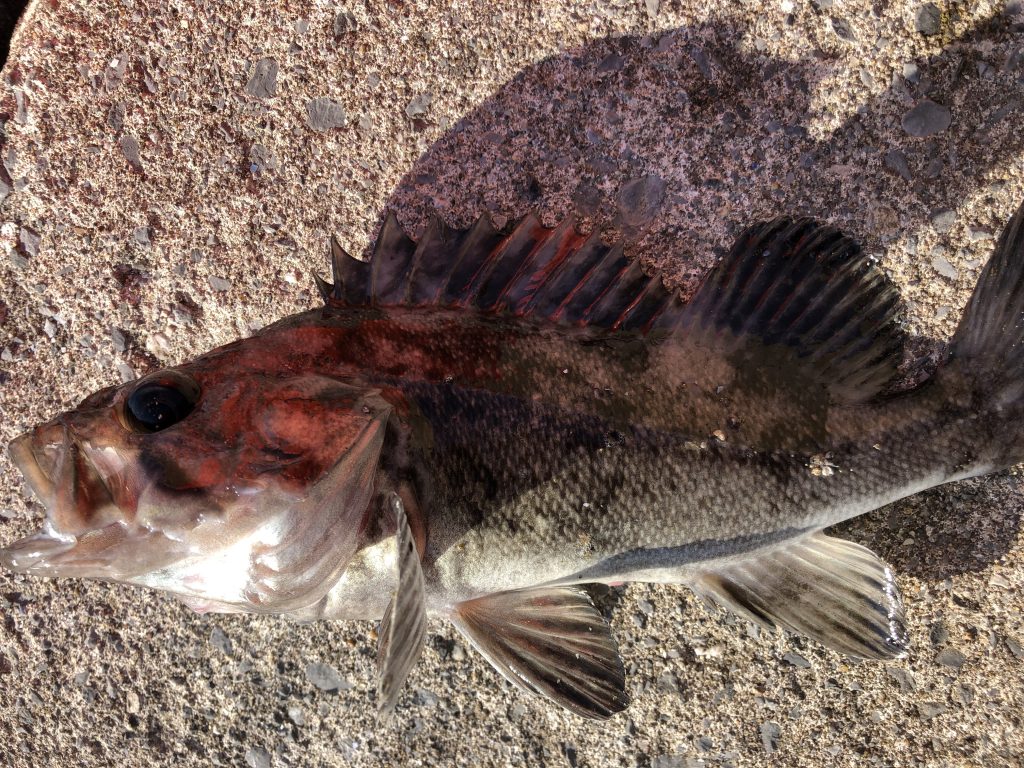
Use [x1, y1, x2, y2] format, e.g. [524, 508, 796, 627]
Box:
[123, 372, 200, 433]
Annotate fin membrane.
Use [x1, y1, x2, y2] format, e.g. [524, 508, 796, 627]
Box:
[451, 585, 628, 719]
[672, 218, 906, 403]
[377, 493, 427, 714]
[949, 200, 1024, 407]
[694, 532, 908, 660]
[318, 213, 674, 332]
[319, 213, 906, 401]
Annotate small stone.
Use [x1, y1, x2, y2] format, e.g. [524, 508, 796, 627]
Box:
[208, 276, 232, 292]
[886, 666, 917, 692]
[306, 98, 347, 131]
[953, 684, 975, 706]
[244, 746, 271, 768]
[133, 227, 151, 246]
[915, 3, 941, 36]
[830, 17, 856, 41]
[903, 62, 920, 83]
[249, 144, 276, 174]
[450, 643, 466, 662]
[932, 254, 957, 280]
[120, 135, 143, 172]
[638, 600, 655, 616]
[1006, 635, 1024, 659]
[616, 176, 666, 234]
[936, 647, 966, 671]
[304, 661, 350, 693]
[286, 704, 306, 726]
[930, 209, 956, 233]
[117, 362, 136, 383]
[918, 701, 947, 719]
[405, 93, 433, 118]
[126, 691, 140, 714]
[209, 627, 233, 656]
[760, 721, 781, 753]
[645, 0, 660, 16]
[17, 227, 40, 258]
[902, 101, 952, 138]
[246, 58, 278, 99]
[334, 10, 358, 38]
[884, 149, 912, 181]
[929, 621, 949, 647]
[781, 652, 811, 669]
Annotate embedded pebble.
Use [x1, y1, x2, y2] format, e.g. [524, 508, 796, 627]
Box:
[929, 621, 949, 647]
[760, 721, 781, 753]
[306, 98, 347, 131]
[781, 652, 811, 668]
[616, 175, 666, 233]
[885, 666, 917, 693]
[246, 58, 278, 98]
[244, 746, 271, 768]
[930, 208, 956, 233]
[304, 661, 350, 692]
[208, 276, 232, 292]
[936, 647, 966, 671]
[932, 254, 957, 279]
[286, 704, 306, 726]
[884, 149, 912, 181]
[17, 227, 40, 258]
[902, 100, 952, 137]
[209, 627, 233, 656]
[918, 701, 948, 719]
[405, 93, 433, 118]
[915, 3, 941, 36]
[119, 134, 143, 172]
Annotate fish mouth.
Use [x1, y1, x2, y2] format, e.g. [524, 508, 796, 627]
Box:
[1, 426, 122, 575]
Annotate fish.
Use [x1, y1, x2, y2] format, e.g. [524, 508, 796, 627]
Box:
[3, 202, 1023, 719]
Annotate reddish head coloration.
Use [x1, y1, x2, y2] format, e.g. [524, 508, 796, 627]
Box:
[4, 206, 1024, 718]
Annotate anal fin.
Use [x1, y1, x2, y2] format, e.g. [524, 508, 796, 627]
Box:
[694, 532, 908, 659]
[451, 585, 628, 719]
[376, 493, 427, 714]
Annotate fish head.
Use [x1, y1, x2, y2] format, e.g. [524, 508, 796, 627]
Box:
[1, 351, 392, 612]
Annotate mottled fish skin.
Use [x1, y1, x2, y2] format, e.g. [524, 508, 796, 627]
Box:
[4, 204, 1024, 719]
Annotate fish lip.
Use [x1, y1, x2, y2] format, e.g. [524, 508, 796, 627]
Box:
[7, 432, 54, 504]
[6, 427, 118, 536]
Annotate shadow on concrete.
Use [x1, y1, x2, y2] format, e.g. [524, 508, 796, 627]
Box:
[380, 13, 1024, 579]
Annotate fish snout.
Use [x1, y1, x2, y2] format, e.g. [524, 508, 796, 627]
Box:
[7, 423, 121, 537]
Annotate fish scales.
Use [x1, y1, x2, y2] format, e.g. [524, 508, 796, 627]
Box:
[3, 207, 1024, 718]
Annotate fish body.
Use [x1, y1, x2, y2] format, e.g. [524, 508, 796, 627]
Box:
[4, 208, 1024, 717]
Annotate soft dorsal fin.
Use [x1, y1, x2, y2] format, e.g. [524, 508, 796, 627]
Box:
[318, 213, 906, 402]
[670, 218, 906, 404]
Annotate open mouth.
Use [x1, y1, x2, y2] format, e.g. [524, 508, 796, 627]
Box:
[0, 427, 122, 574]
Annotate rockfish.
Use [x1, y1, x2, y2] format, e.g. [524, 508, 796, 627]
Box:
[3, 205, 1023, 718]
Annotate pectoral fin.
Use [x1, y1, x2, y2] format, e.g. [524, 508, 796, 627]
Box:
[694, 532, 908, 659]
[451, 585, 628, 719]
[376, 493, 427, 714]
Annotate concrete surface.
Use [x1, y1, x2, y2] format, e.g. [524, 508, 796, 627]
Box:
[0, 0, 1022, 766]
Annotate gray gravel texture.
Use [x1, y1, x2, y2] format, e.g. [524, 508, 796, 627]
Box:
[1, 0, 1023, 766]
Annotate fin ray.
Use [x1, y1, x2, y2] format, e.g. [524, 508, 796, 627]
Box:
[694, 532, 908, 660]
[451, 585, 628, 719]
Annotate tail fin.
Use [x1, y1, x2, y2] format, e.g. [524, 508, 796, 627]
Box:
[948, 201, 1024, 410]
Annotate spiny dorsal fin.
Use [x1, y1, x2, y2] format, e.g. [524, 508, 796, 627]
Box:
[317, 213, 906, 402]
[317, 213, 672, 332]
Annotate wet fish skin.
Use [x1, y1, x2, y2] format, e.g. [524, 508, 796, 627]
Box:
[4, 206, 1024, 718]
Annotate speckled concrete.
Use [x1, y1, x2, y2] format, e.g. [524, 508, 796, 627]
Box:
[0, 1, 1022, 766]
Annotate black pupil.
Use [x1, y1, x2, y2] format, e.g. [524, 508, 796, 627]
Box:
[126, 384, 194, 432]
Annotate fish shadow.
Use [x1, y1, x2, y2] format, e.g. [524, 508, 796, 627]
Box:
[375, 12, 1024, 580]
